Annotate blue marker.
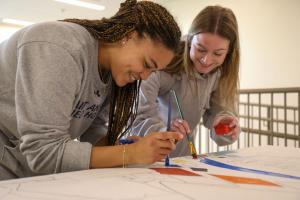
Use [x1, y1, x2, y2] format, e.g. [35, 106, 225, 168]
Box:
[165, 156, 170, 166]
[119, 139, 135, 145]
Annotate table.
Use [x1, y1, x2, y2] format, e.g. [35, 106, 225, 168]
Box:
[0, 145, 299, 200]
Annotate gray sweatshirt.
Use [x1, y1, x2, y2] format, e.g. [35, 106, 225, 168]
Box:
[0, 21, 111, 179]
[129, 70, 237, 157]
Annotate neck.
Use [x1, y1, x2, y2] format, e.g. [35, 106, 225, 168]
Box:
[98, 42, 111, 70]
[98, 42, 112, 83]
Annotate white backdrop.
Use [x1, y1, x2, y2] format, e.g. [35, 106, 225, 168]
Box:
[0, 0, 300, 89]
[158, 0, 300, 89]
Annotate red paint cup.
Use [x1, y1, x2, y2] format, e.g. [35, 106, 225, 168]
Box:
[214, 123, 234, 135]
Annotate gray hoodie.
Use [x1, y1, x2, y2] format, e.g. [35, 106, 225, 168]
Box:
[129, 70, 237, 157]
[0, 21, 111, 180]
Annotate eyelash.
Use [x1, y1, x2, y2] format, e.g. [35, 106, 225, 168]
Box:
[214, 53, 222, 57]
[144, 62, 152, 70]
[197, 49, 223, 57]
[197, 48, 206, 53]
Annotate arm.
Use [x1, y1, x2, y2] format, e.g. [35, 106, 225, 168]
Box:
[90, 131, 183, 168]
[17, 42, 91, 173]
[202, 72, 240, 146]
[130, 72, 174, 136]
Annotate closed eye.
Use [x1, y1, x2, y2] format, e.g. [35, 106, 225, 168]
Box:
[214, 53, 223, 56]
[196, 47, 207, 53]
[144, 61, 152, 70]
[145, 59, 158, 72]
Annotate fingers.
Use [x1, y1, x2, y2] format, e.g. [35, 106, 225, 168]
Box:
[146, 132, 180, 150]
[155, 131, 184, 141]
[223, 124, 237, 135]
[172, 119, 191, 135]
[228, 117, 239, 128]
[157, 139, 177, 150]
[133, 138, 176, 164]
[213, 114, 235, 126]
[145, 132, 178, 149]
[225, 118, 240, 136]
[223, 125, 241, 140]
[158, 148, 173, 156]
[133, 131, 184, 165]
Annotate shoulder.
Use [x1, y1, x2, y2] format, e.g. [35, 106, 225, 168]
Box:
[18, 21, 95, 50]
[141, 71, 179, 96]
[144, 71, 176, 85]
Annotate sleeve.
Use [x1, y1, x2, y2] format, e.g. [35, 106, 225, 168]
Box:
[80, 98, 109, 145]
[202, 89, 225, 129]
[130, 72, 169, 136]
[16, 42, 92, 174]
[202, 72, 238, 146]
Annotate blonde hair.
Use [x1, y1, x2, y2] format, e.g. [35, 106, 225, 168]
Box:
[165, 5, 240, 112]
[62, 0, 181, 145]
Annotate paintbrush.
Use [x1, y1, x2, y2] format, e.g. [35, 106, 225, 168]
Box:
[170, 89, 198, 159]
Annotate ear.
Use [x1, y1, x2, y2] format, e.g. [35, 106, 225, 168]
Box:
[120, 39, 126, 46]
[125, 31, 139, 41]
[127, 31, 138, 39]
[120, 31, 138, 46]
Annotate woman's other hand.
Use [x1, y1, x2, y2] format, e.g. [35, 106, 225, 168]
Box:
[213, 113, 241, 141]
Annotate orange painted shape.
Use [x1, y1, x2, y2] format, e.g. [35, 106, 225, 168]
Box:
[211, 174, 280, 187]
[151, 168, 201, 176]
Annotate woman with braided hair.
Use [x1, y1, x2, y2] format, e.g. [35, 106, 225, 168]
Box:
[0, 0, 182, 180]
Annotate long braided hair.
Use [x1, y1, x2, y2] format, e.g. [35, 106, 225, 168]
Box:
[62, 0, 181, 145]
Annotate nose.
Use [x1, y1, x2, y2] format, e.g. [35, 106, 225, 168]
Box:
[139, 69, 152, 80]
[201, 54, 213, 66]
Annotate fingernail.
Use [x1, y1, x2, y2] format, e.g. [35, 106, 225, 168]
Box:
[178, 119, 183, 123]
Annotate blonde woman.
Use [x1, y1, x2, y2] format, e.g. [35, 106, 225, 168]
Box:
[131, 5, 241, 157]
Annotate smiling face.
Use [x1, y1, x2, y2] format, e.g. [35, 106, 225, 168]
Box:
[99, 32, 174, 87]
[189, 32, 230, 74]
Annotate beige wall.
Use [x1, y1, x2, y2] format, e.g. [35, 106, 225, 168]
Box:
[159, 0, 300, 89]
[0, 24, 20, 43]
[1, 0, 300, 89]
